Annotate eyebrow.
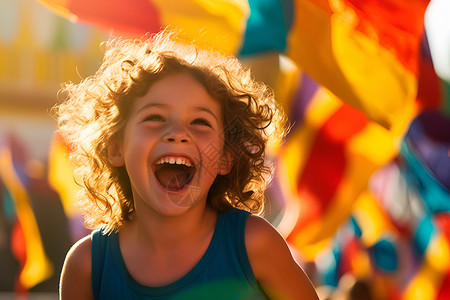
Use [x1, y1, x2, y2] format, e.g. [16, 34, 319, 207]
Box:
[137, 103, 219, 122]
[137, 103, 168, 113]
[194, 106, 219, 122]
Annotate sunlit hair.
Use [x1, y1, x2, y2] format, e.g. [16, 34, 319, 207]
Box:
[55, 31, 288, 232]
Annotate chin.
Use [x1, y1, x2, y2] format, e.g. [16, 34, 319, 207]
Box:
[150, 183, 204, 216]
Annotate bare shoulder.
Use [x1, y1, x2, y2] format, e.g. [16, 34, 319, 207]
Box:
[245, 215, 319, 300]
[60, 234, 94, 300]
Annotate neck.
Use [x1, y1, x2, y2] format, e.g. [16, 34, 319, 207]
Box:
[121, 203, 217, 255]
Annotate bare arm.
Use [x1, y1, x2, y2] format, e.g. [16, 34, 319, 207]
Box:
[59, 235, 94, 300]
[245, 215, 319, 300]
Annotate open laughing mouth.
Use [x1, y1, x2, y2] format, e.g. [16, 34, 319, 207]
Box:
[153, 156, 196, 192]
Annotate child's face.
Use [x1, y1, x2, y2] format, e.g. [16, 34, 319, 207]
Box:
[108, 72, 232, 216]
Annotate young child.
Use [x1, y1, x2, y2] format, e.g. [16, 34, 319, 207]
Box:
[57, 31, 319, 300]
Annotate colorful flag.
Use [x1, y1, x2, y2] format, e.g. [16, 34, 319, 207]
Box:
[36, 0, 250, 55]
[47, 131, 90, 242]
[275, 75, 397, 259]
[0, 135, 53, 290]
[35, 0, 433, 131]
[287, 0, 430, 132]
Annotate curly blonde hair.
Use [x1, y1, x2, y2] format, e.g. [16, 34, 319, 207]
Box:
[55, 31, 288, 232]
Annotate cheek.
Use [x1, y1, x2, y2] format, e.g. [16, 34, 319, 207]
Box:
[197, 131, 224, 153]
[122, 133, 154, 169]
[197, 136, 226, 175]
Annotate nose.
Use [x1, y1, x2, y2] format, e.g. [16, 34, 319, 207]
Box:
[163, 124, 190, 144]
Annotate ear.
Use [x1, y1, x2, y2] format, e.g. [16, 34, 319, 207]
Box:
[217, 149, 233, 175]
[107, 138, 125, 167]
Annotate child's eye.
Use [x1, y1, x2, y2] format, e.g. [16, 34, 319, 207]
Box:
[143, 114, 166, 122]
[191, 118, 212, 127]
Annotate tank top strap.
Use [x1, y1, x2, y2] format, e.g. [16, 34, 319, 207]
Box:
[222, 208, 259, 289]
[91, 228, 108, 300]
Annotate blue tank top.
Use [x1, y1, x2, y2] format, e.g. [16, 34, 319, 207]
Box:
[91, 208, 268, 299]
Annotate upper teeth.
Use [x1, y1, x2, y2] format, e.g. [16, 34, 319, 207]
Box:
[155, 156, 193, 167]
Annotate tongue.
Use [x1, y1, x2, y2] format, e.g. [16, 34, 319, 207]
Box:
[155, 165, 191, 190]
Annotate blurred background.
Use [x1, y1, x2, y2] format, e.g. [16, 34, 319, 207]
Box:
[0, 0, 449, 299]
